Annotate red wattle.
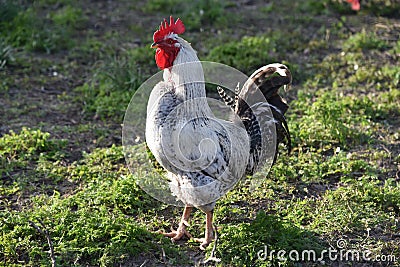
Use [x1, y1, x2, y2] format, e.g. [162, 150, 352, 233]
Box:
[155, 47, 179, 70]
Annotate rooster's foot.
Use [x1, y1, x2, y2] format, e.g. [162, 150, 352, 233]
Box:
[158, 223, 192, 242]
[193, 210, 215, 250]
[193, 236, 214, 250]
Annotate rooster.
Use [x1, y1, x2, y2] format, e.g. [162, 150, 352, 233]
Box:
[146, 17, 291, 250]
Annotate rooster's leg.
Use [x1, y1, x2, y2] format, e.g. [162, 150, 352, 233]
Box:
[194, 210, 214, 250]
[161, 205, 193, 241]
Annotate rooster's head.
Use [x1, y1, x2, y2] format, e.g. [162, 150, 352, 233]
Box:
[151, 16, 186, 70]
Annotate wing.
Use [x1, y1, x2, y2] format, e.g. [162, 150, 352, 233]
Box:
[168, 119, 250, 208]
[146, 81, 182, 170]
[168, 118, 248, 182]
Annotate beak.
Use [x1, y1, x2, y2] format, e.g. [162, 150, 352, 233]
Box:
[151, 42, 158, 48]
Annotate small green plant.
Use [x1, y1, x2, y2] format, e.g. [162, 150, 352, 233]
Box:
[391, 39, 400, 55]
[291, 91, 348, 147]
[141, 0, 186, 13]
[128, 46, 156, 74]
[206, 36, 277, 73]
[76, 52, 145, 120]
[0, 127, 62, 166]
[213, 211, 323, 266]
[343, 30, 388, 52]
[185, 0, 230, 29]
[0, 0, 20, 23]
[364, 0, 400, 17]
[51, 5, 86, 28]
[0, 38, 14, 69]
[0, 128, 67, 207]
[0, 140, 183, 266]
[0, 3, 81, 53]
[297, 0, 329, 15]
[271, 148, 378, 184]
[142, 0, 231, 30]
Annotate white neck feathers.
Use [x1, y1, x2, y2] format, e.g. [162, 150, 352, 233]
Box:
[163, 38, 211, 116]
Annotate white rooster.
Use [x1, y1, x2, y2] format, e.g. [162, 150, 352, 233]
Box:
[145, 17, 291, 250]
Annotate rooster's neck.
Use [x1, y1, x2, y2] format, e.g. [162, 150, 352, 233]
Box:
[163, 42, 211, 116]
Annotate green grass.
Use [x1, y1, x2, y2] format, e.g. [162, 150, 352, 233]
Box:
[343, 30, 389, 52]
[206, 36, 278, 73]
[0, 38, 14, 70]
[0, 129, 184, 266]
[0, 1, 86, 53]
[75, 52, 146, 121]
[141, 0, 231, 30]
[1, 0, 399, 266]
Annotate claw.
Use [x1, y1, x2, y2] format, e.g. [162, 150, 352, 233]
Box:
[193, 237, 213, 250]
[156, 207, 216, 252]
[158, 227, 192, 241]
[157, 206, 193, 242]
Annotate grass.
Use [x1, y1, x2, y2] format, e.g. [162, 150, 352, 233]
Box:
[206, 36, 278, 73]
[141, 0, 231, 30]
[1, 130, 183, 266]
[75, 52, 146, 121]
[0, 0, 399, 266]
[0, 0, 86, 53]
[0, 39, 14, 70]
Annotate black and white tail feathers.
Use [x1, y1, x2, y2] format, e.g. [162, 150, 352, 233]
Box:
[217, 63, 292, 172]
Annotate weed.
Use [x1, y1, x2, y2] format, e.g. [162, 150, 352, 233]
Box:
[0, 0, 20, 23]
[0, 130, 180, 266]
[206, 36, 278, 73]
[75, 52, 144, 121]
[127, 47, 157, 75]
[0, 2, 84, 53]
[391, 39, 400, 55]
[142, 0, 231, 30]
[0, 38, 14, 69]
[0, 193, 169, 266]
[0, 127, 64, 171]
[297, 0, 330, 15]
[343, 30, 389, 52]
[185, 0, 230, 29]
[141, 0, 186, 13]
[214, 211, 323, 266]
[364, 0, 400, 17]
[51, 5, 86, 29]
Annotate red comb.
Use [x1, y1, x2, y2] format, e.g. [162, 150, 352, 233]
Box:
[153, 16, 185, 43]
